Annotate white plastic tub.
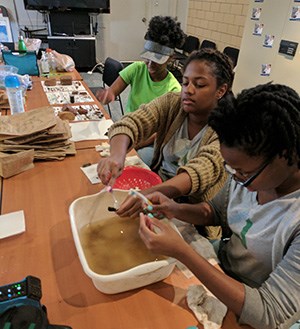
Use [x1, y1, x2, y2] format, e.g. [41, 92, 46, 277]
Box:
[69, 189, 178, 294]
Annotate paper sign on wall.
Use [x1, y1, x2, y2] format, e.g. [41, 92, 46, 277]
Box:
[263, 35, 275, 48]
[0, 16, 12, 42]
[279, 40, 298, 57]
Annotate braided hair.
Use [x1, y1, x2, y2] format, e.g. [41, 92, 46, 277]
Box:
[208, 82, 300, 167]
[183, 48, 235, 93]
[144, 16, 186, 49]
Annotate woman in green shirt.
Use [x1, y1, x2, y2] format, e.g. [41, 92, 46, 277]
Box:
[96, 15, 185, 114]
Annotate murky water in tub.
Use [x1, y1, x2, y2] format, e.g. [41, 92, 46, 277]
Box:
[79, 216, 167, 275]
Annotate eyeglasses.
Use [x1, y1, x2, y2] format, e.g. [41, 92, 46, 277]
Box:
[223, 159, 272, 187]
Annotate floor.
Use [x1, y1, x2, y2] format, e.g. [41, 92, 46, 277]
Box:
[80, 71, 129, 122]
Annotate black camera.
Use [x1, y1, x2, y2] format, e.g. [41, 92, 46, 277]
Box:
[0, 276, 72, 329]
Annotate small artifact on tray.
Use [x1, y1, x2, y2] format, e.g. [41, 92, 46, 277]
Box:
[44, 78, 56, 86]
[58, 111, 76, 121]
[70, 95, 75, 103]
[78, 106, 88, 115]
[62, 105, 78, 114]
[60, 76, 72, 85]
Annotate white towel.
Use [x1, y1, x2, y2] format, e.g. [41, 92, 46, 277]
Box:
[187, 284, 227, 329]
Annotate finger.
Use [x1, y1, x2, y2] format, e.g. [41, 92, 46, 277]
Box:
[140, 213, 152, 230]
[98, 169, 111, 185]
[108, 175, 116, 188]
[108, 166, 123, 186]
[101, 89, 110, 104]
[139, 213, 155, 239]
[145, 192, 168, 205]
[117, 201, 141, 218]
[96, 88, 106, 102]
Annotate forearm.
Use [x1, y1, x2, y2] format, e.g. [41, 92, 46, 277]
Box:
[147, 172, 192, 198]
[110, 76, 128, 97]
[110, 135, 131, 160]
[145, 172, 215, 226]
[175, 243, 245, 316]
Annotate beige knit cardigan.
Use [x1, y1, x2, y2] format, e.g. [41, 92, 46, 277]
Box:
[108, 91, 227, 203]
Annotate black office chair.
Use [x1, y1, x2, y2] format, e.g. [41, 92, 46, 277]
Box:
[200, 39, 217, 50]
[175, 35, 200, 62]
[223, 46, 240, 68]
[102, 57, 125, 117]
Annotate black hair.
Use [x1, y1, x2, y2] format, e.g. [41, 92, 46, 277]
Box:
[208, 82, 300, 167]
[182, 48, 234, 93]
[144, 16, 186, 49]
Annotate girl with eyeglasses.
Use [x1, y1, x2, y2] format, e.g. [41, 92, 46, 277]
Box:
[138, 83, 300, 329]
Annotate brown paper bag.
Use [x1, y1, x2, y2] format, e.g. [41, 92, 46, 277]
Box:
[0, 149, 34, 178]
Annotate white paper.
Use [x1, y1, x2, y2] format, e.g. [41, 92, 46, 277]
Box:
[69, 119, 114, 141]
[80, 164, 100, 184]
[0, 210, 25, 239]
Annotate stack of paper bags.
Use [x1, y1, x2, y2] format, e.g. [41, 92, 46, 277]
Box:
[0, 106, 76, 177]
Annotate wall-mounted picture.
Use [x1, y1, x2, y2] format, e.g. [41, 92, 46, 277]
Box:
[294, 0, 300, 2]
[263, 35, 275, 47]
[253, 23, 264, 36]
[251, 7, 262, 20]
[290, 6, 300, 20]
[261, 64, 271, 76]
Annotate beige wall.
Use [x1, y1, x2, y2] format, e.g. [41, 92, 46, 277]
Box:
[186, 0, 250, 51]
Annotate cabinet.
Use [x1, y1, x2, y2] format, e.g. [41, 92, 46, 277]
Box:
[48, 36, 96, 69]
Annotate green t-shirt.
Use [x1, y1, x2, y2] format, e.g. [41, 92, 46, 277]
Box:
[119, 61, 181, 113]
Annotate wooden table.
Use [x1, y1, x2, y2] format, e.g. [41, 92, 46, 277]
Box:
[0, 147, 252, 329]
[0, 73, 253, 329]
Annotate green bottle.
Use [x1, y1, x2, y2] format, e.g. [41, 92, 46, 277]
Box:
[18, 35, 27, 52]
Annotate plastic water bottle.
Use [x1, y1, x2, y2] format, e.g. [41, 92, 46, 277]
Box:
[40, 50, 49, 75]
[4, 75, 25, 115]
[18, 35, 27, 52]
[46, 48, 56, 74]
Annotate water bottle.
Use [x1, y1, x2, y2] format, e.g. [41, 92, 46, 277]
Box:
[40, 50, 49, 75]
[46, 48, 56, 74]
[18, 35, 27, 52]
[4, 75, 25, 115]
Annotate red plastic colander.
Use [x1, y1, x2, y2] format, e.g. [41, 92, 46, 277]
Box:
[113, 166, 162, 190]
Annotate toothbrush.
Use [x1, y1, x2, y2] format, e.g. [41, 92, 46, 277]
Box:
[101, 186, 119, 211]
[128, 189, 166, 219]
[128, 189, 153, 209]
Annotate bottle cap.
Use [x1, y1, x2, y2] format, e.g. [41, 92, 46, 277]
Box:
[4, 75, 21, 88]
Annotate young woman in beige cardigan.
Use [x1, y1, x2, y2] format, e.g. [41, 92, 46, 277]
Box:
[97, 48, 234, 238]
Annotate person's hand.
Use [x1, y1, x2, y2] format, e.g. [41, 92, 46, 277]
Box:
[95, 87, 115, 105]
[139, 213, 187, 257]
[115, 194, 143, 218]
[97, 155, 124, 186]
[116, 191, 180, 219]
[145, 192, 179, 219]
